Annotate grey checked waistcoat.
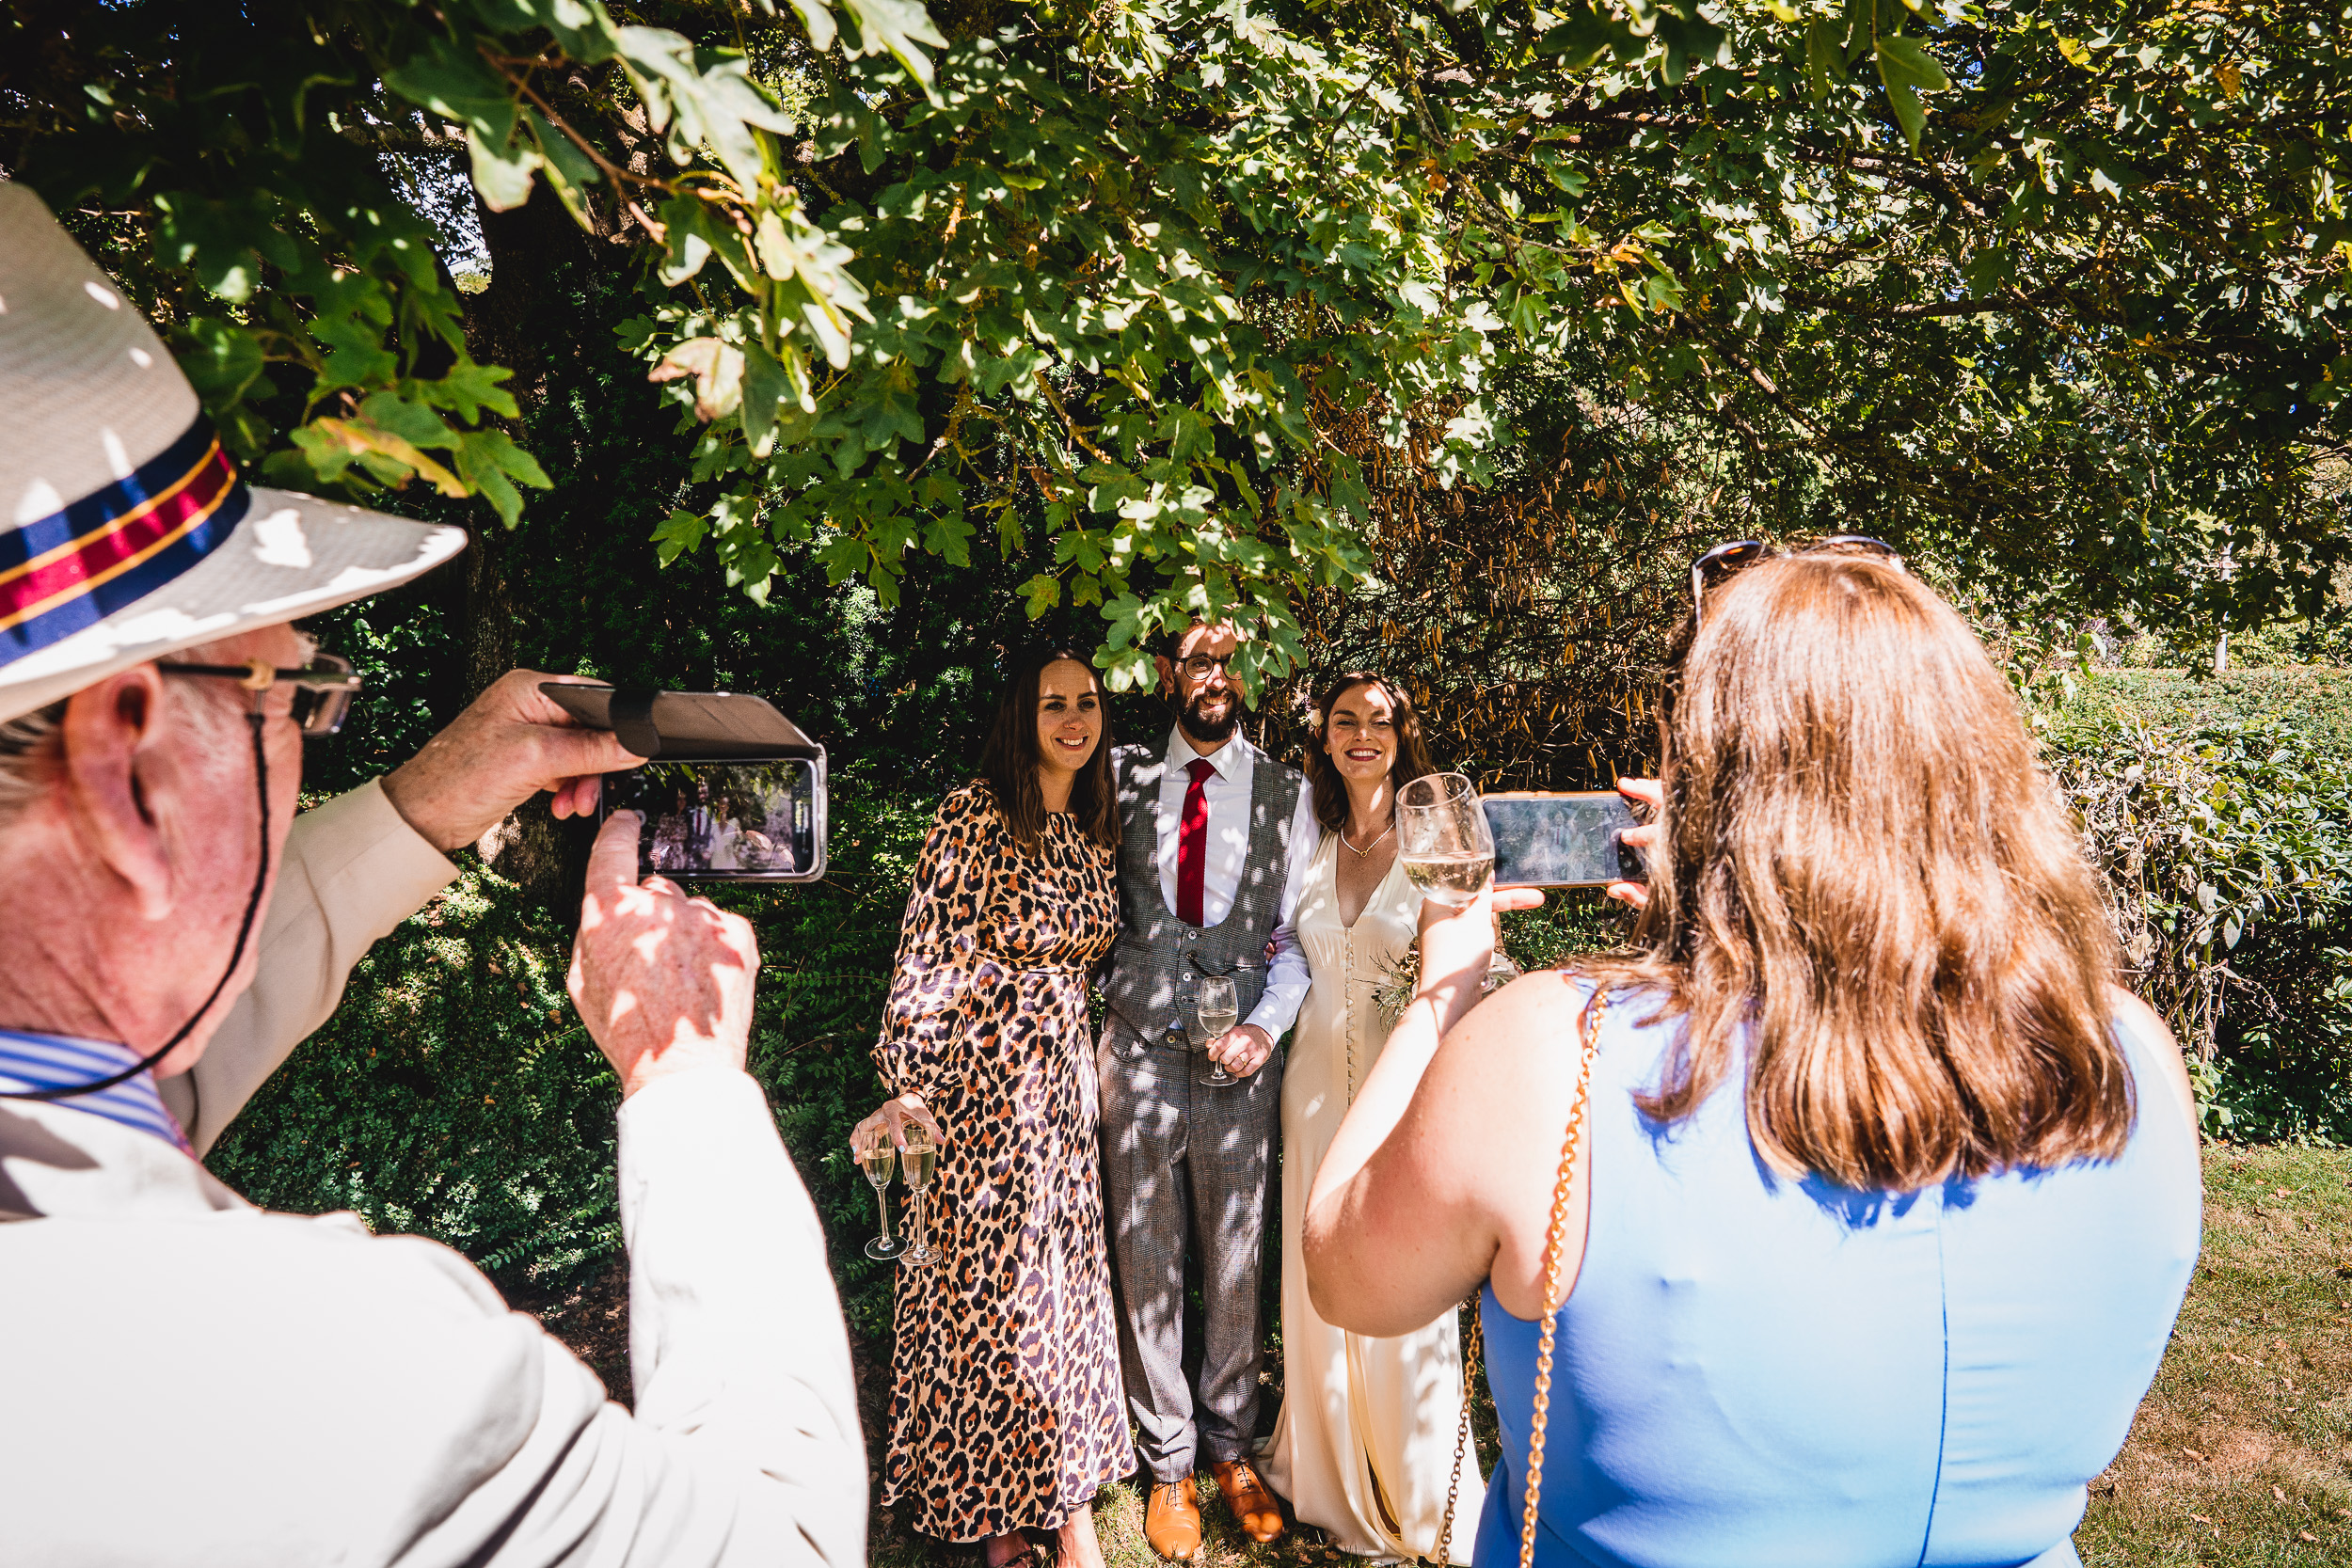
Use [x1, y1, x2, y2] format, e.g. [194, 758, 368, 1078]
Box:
[1103, 741, 1304, 1050]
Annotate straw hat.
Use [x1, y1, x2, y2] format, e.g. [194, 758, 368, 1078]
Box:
[0, 182, 468, 724]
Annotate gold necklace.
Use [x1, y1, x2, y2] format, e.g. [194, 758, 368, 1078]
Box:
[1341, 820, 1393, 858]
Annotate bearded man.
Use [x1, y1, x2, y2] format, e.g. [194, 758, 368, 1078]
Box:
[1097, 619, 1323, 1559]
[0, 184, 860, 1565]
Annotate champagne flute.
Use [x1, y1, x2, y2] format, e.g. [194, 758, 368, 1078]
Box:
[1398, 771, 1495, 909]
[859, 1125, 903, 1262]
[898, 1123, 940, 1268]
[1193, 974, 1240, 1087]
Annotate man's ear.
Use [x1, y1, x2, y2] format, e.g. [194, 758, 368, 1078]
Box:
[1153, 653, 1175, 700]
[58, 666, 176, 920]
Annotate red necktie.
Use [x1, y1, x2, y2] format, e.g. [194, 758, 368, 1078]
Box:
[1177, 757, 1215, 927]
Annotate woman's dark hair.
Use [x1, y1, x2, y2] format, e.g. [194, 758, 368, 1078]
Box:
[1303, 672, 1436, 832]
[978, 646, 1118, 854]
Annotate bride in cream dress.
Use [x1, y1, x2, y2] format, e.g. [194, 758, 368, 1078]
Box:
[1263, 673, 1483, 1562]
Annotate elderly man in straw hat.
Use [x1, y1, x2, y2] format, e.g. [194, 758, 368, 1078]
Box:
[0, 184, 864, 1565]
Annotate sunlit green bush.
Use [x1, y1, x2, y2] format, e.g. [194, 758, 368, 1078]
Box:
[2044, 684, 2352, 1144]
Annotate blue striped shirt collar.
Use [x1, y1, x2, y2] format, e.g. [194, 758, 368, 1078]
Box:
[0, 1029, 193, 1156]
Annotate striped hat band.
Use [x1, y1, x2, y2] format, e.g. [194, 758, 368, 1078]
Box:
[0, 181, 466, 724]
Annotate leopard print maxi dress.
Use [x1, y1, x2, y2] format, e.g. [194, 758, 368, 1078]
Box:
[873, 781, 1128, 1542]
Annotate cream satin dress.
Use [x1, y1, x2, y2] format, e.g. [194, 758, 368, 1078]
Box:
[1263, 836, 1485, 1563]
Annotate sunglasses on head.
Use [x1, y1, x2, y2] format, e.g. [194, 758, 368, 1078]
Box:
[1689, 536, 1905, 629]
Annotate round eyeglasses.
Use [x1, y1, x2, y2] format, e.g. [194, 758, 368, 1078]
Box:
[155, 652, 362, 738]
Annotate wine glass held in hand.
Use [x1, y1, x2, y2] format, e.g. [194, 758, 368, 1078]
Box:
[1194, 974, 1240, 1088]
[860, 1127, 904, 1262]
[1398, 772, 1495, 909]
[898, 1124, 941, 1268]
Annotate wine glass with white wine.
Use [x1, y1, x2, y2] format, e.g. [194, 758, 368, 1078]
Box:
[1193, 974, 1240, 1087]
[859, 1125, 904, 1262]
[898, 1123, 941, 1268]
[1398, 772, 1495, 908]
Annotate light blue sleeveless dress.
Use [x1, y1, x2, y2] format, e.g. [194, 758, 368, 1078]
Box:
[1475, 987, 2201, 1568]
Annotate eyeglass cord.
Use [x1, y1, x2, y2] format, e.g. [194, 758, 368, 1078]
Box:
[0, 708, 272, 1103]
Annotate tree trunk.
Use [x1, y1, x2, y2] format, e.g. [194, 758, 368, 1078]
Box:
[459, 182, 596, 912]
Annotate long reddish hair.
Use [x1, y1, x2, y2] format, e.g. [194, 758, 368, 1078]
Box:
[1582, 553, 2133, 1192]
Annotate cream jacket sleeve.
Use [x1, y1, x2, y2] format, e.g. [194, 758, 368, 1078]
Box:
[99, 776, 870, 1565]
[159, 777, 461, 1155]
[3, 1069, 867, 1568]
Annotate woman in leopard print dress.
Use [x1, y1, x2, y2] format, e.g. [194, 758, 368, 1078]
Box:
[856, 647, 1126, 1568]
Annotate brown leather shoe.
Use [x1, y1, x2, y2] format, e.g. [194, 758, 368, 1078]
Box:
[1144, 1481, 1202, 1561]
[1211, 1459, 1286, 1544]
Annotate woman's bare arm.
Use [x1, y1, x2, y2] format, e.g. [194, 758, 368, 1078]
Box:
[1304, 887, 1577, 1336]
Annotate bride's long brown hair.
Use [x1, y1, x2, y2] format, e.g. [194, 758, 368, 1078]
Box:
[1582, 552, 2134, 1192]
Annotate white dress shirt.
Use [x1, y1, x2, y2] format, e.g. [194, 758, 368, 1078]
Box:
[1152, 725, 1323, 1039]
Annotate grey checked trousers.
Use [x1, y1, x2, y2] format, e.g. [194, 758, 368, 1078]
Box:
[1096, 1012, 1281, 1483]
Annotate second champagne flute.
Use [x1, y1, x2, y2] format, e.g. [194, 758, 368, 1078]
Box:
[1193, 974, 1240, 1088]
[898, 1123, 941, 1268]
[859, 1126, 903, 1261]
[1398, 771, 1495, 908]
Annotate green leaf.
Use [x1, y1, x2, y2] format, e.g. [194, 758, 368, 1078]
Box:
[357, 390, 459, 451]
[1022, 571, 1062, 617]
[740, 341, 792, 457]
[469, 123, 543, 214]
[414, 362, 520, 423]
[835, 0, 950, 88]
[384, 32, 518, 143]
[177, 318, 265, 409]
[453, 428, 554, 529]
[1874, 34, 1950, 151]
[309, 308, 400, 391]
[526, 110, 603, 231]
[1875, 33, 1953, 93]
[1804, 18, 1846, 103]
[649, 337, 747, 421]
[651, 507, 709, 565]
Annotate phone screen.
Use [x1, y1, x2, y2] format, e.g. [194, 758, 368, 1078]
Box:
[1485, 792, 1644, 889]
[603, 760, 824, 881]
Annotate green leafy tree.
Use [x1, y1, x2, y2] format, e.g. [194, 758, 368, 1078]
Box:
[11, 0, 2351, 685]
[3, 0, 922, 526]
[1382, 0, 2352, 640]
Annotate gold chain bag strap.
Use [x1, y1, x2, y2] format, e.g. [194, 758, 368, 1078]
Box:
[1432, 987, 1610, 1567]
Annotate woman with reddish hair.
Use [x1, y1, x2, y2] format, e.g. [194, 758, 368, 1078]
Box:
[1307, 543, 2201, 1567]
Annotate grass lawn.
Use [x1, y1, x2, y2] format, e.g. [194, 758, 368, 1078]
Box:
[845, 1145, 2352, 1566]
[2076, 1144, 2352, 1566]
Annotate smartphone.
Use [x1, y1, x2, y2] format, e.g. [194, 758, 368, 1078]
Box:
[1485, 791, 1645, 889]
[539, 683, 829, 883]
[602, 759, 826, 882]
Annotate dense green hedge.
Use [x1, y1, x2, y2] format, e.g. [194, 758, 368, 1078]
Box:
[2042, 668, 2352, 1146]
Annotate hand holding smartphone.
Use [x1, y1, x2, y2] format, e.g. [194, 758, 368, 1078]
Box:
[538, 684, 829, 883]
[1484, 789, 1651, 890]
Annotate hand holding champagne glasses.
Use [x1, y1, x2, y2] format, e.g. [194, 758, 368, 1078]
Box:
[1194, 973, 1241, 1087]
[858, 1124, 904, 1261]
[1397, 771, 1494, 908]
[898, 1122, 942, 1268]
